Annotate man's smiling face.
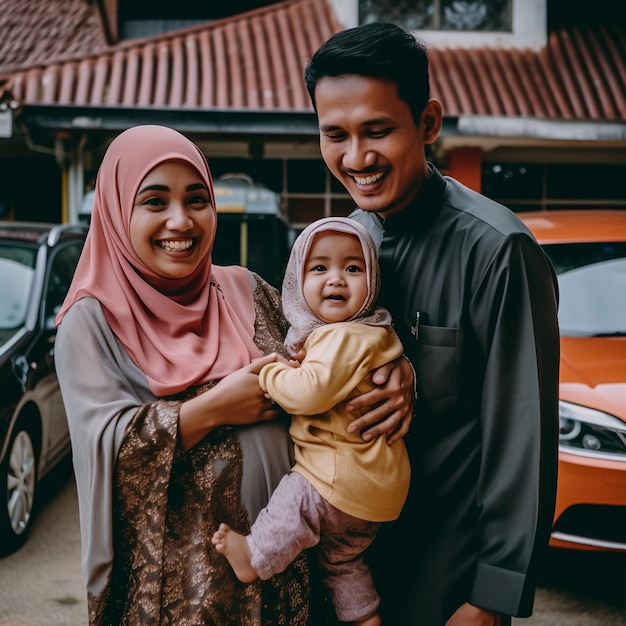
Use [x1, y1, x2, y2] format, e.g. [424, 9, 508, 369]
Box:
[315, 74, 436, 218]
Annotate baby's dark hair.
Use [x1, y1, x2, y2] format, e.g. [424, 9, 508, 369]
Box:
[304, 22, 430, 126]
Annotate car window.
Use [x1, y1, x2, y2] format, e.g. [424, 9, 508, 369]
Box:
[543, 242, 626, 337]
[0, 244, 38, 339]
[0, 258, 35, 331]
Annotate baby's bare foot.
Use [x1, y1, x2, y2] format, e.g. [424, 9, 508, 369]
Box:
[211, 523, 258, 583]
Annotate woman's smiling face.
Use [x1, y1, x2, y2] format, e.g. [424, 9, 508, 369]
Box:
[130, 160, 215, 279]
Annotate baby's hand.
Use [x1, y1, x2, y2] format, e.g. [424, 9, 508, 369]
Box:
[275, 354, 300, 367]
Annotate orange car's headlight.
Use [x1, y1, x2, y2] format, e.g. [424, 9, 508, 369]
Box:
[559, 401, 626, 460]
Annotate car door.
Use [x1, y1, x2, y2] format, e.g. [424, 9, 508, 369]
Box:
[40, 241, 84, 462]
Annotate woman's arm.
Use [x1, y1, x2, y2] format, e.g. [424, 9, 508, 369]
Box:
[178, 354, 279, 450]
[179, 271, 290, 450]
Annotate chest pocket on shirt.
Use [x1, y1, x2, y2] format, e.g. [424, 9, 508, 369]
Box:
[410, 324, 460, 401]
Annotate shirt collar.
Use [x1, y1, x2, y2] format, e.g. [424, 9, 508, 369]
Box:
[379, 163, 446, 235]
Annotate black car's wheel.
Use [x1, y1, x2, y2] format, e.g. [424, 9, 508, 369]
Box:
[0, 418, 38, 555]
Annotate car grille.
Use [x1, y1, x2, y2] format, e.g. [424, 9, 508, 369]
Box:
[553, 504, 626, 550]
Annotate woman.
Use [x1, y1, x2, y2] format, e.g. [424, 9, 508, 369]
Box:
[55, 125, 412, 625]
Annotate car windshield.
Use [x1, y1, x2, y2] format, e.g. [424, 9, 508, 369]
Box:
[0, 244, 37, 343]
[543, 242, 626, 337]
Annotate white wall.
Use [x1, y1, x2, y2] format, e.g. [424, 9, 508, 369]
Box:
[327, 0, 547, 49]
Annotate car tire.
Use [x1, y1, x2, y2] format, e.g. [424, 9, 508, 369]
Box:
[0, 417, 38, 555]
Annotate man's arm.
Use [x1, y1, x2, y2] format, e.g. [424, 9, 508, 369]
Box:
[468, 233, 559, 617]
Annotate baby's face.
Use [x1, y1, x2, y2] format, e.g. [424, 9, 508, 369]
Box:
[302, 231, 368, 323]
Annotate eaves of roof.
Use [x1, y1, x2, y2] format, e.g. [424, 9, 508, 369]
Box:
[1, 0, 624, 136]
[17, 104, 322, 138]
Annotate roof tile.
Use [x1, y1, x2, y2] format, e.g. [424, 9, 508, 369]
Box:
[428, 23, 625, 121]
[0, 0, 107, 73]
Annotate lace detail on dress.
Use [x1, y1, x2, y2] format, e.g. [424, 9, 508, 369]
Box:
[250, 272, 290, 358]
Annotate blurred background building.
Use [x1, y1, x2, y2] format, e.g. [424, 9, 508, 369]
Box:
[0, 0, 624, 279]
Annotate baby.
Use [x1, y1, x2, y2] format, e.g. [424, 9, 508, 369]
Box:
[212, 217, 410, 626]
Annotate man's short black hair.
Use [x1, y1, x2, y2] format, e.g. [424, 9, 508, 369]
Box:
[304, 22, 430, 125]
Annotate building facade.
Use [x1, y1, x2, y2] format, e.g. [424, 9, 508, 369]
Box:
[0, 0, 624, 234]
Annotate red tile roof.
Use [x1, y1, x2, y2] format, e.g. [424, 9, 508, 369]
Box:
[3, 0, 340, 111]
[1, 0, 624, 123]
[430, 25, 626, 121]
[0, 0, 108, 74]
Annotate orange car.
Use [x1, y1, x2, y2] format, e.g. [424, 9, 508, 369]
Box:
[519, 210, 626, 552]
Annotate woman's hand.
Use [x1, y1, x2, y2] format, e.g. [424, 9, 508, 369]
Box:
[179, 354, 280, 450]
[344, 356, 415, 445]
[215, 354, 283, 422]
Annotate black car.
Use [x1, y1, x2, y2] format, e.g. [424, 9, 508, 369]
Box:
[0, 222, 86, 554]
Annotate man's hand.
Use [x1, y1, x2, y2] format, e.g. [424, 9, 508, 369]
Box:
[446, 603, 503, 626]
[344, 356, 415, 445]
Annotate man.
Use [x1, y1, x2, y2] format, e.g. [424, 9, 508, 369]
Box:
[304, 22, 560, 626]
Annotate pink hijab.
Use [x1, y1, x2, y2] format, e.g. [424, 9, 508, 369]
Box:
[56, 125, 261, 395]
[283, 217, 393, 356]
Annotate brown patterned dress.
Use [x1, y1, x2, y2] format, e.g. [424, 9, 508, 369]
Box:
[86, 276, 310, 625]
